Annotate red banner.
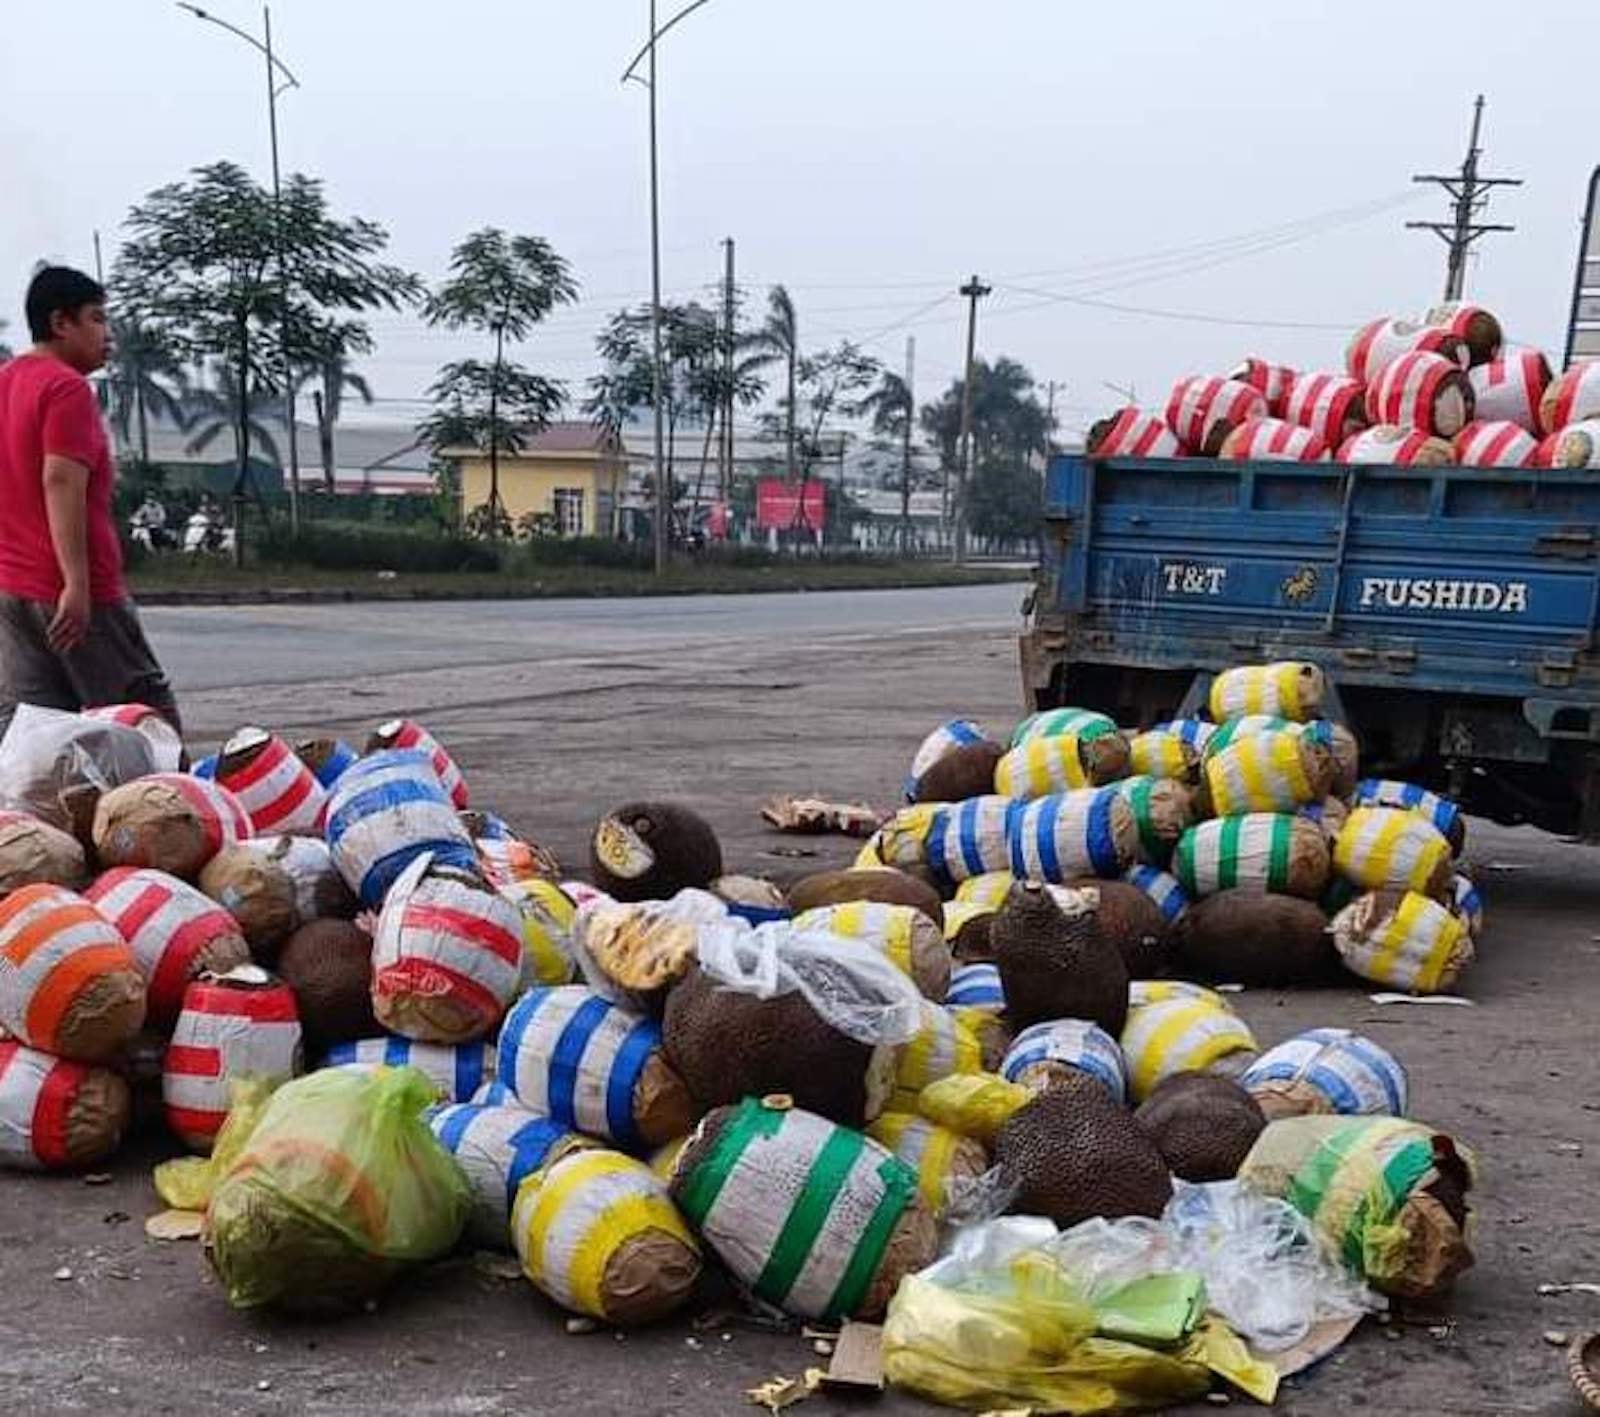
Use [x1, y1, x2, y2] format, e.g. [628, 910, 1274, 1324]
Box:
[755, 478, 826, 531]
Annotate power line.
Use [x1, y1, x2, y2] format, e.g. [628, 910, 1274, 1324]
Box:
[989, 283, 1359, 332]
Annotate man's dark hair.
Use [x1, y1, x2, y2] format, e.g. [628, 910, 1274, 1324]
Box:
[25, 265, 106, 343]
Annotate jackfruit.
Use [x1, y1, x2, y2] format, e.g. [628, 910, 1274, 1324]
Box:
[590, 801, 723, 902]
[1178, 889, 1337, 987]
[991, 881, 1128, 1036]
[786, 867, 943, 927]
[916, 740, 1006, 803]
[993, 1072, 1173, 1227]
[1065, 877, 1173, 978]
[276, 919, 378, 1056]
[1133, 1071, 1266, 1181]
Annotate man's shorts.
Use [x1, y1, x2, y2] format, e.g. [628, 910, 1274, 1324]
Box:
[0, 594, 181, 737]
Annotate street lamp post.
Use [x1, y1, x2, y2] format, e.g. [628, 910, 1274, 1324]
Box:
[176, 4, 301, 538]
[622, 0, 716, 576]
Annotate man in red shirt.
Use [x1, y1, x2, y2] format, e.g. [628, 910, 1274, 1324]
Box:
[0, 266, 179, 734]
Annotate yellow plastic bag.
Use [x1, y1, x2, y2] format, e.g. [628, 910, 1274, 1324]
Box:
[206, 1065, 471, 1311]
[916, 1072, 1031, 1144]
[153, 1076, 276, 1211]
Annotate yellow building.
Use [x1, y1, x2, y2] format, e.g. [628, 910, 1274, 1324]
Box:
[455, 422, 627, 537]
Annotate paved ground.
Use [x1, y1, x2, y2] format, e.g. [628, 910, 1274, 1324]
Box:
[3, 585, 1598, 1415]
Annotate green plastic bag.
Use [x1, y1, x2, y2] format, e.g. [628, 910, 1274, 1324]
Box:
[206, 1065, 471, 1312]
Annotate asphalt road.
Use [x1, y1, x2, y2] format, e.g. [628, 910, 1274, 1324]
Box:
[3, 585, 1598, 1415]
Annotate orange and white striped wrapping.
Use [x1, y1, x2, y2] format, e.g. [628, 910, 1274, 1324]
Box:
[1330, 890, 1473, 993]
[92, 774, 253, 878]
[1282, 372, 1367, 450]
[84, 867, 249, 1029]
[1469, 347, 1549, 432]
[1539, 359, 1600, 435]
[1165, 376, 1267, 455]
[81, 704, 183, 772]
[0, 1040, 130, 1170]
[1421, 302, 1503, 365]
[1089, 408, 1181, 458]
[1453, 420, 1537, 469]
[1336, 426, 1455, 466]
[1365, 351, 1474, 437]
[372, 855, 524, 1044]
[1346, 317, 1467, 385]
[1219, 417, 1328, 463]
[213, 728, 329, 835]
[1230, 359, 1297, 416]
[1534, 419, 1600, 469]
[369, 718, 469, 809]
[164, 971, 302, 1150]
[0, 884, 144, 1061]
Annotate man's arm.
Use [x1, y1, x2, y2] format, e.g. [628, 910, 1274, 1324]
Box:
[42, 454, 91, 652]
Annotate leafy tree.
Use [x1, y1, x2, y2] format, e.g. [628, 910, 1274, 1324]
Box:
[183, 361, 283, 470]
[104, 317, 189, 465]
[112, 160, 420, 502]
[749, 285, 798, 476]
[967, 455, 1043, 554]
[858, 368, 916, 552]
[0, 319, 11, 363]
[419, 228, 578, 537]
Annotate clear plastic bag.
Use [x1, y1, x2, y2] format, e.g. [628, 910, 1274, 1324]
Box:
[694, 913, 925, 1046]
[0, 705, 156, 832]
[571, 887, 730, 1005]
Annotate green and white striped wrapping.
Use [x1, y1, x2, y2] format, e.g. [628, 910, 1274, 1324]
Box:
[672, 1097, 922, 1322]
[1173, 813, 1329, 898]
[1010, 707, 1117, 748]
[1113, 776, 1195, 864]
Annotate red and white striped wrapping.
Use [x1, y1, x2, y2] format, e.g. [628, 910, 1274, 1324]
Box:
[1088, 408, 1182, 458]
[85, 867, 249, 1029]
[0, 1040, 130, 1170]
[1229, 358, 1297, 416]
[1421, 302, 1503, 365]
[163, 969, 302, 1150]
[1452, 420, 1537, 469]
[1365, 351, 1474, 437]
[369, 719, 468, 809]
[1468, 347, 1549, 431]
[1165, 376, 1267, 455]
[371, 855, 523, 1044]
[81, 704, 183, 772]
[1346, 317, 1468, 385]
[213, 728, 329, 835]
[92, 774, 253, 878]
[1533, 419, 1600, 469]
[1540, 360, 1600, 435]
[1218, 417, 1329, 463]
[1337, 426, 1455, 466]
[1282, 372, 1367, 450]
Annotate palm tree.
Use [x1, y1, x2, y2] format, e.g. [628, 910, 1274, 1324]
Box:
[311, 352, 373, 492]
[750, 286, 798, 478]
[183, 363, 282, 471]
[104, 319, 189, 465]
[858, 369, 915, 552]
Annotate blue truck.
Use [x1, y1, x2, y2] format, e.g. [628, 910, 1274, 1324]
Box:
[1020, 451, 1600, 837]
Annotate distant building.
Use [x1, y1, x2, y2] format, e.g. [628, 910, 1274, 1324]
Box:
[453, 422, 628, 537]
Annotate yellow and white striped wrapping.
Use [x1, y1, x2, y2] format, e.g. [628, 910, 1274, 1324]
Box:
[868, 805, 942, 872]
[892, 1000, 984, 1105]
[1128, 730, 1200, 782]
[1208, 662, 1324, 723]
[940, 900, 994, 946]
[511, 1148, 699, 1323]
[792, 901, 949, 999]
[993, 737, 1091, 798]
[1204, 730, 1324, 816]
[1120, 998, 1258, 1103]
[498, 878, 579, 987]
[866, 1112, 987, 1217]
[1334, 809, 1452, 898]
[954, 872, 1014, 908]
[649, 1134, 691, 1182]
[1128, 979, 1235, 1013]
[1331, 891, 1473, 993]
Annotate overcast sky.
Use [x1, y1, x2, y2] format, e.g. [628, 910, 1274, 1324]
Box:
[2, 1, 1594, 441]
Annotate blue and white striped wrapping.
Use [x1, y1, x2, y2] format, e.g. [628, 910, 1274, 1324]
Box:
[1001, 1019, 1128, 1103]
[1006, 788, 1133, 881]
[324, 749, 477, 908]
[473, 1077, 515, 1105]
[944, 962, 1004, 1012]
[496, 985, 664, 1152]
[427, 1101, 590, 1245]
[924, 797, 1017, 883]
[192, 754, 218, 780]
[906, 719, 988, 799]
[1242, 1028, 1408, 1118]
[321, 1036, 494, 1102]
[1353, 779, 1462, 847]
[302, 740, 359, 789]
[1451, 874, 1484, 936]
[1150, 718, 1216, 751]
[1123, 865, 1191, 927]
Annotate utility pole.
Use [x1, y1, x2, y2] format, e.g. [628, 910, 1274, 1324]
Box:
[953, 274, 990, 566]
[1406, 94, 1520, 302]
[900, 335, 915, 555]
[720, 236, 735, 506]
[646, 0, 668, 572]
[1043, 379, 1059, 459]
[261, 5, 300, 535]
[92, 231, 104, 285]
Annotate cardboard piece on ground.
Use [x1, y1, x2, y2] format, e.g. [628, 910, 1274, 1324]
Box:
[821, 1322, 884, 1391]
[1267, 1314, 1363, 1378]
[760, 797, 883, 838]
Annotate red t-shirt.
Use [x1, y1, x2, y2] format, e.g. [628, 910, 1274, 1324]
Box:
[0, 352, 125, 604]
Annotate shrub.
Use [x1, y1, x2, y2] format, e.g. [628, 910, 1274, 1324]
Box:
[253, 522, 502, 573]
